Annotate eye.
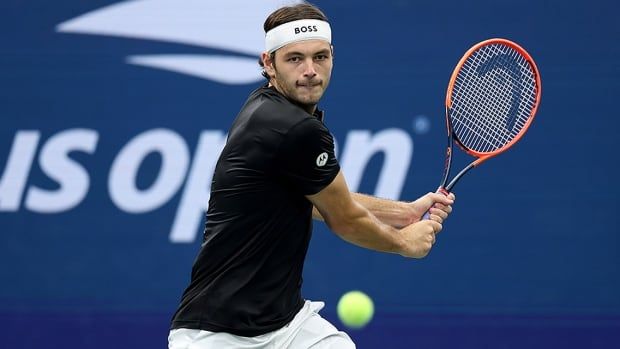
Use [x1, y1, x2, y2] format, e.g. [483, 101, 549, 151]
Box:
[315, 54, 328, 61]
[287, 56, 302, 63]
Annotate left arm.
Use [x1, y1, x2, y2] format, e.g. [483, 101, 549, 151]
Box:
[312, 192, 454, 228]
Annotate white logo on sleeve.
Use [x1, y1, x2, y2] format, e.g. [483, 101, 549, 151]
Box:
[316, 152, 328, 167]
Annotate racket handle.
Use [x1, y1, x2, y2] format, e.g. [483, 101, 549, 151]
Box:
[422, 188, 450, 220]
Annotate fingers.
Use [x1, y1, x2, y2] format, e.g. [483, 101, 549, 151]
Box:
[425, 219, 442, 234]
[422, 192, 454, 216]
[428, 192, 454, 205]
[428, 205, 451, 224]
[432, 203, 451, 214]
[428, 211, 446, 223]
[401, 220, 443, 258]
[427, 191, 454, 223]
[424, 220, 441, 253]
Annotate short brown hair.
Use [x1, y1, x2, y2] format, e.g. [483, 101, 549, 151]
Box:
[258, 3, 329, 79]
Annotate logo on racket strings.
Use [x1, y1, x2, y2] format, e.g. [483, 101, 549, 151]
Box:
[476, 53, 524, 132]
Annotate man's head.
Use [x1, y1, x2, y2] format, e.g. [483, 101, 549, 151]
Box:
[259, 4, 333, 112]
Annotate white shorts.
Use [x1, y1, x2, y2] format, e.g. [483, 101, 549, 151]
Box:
[168, 300, 355, 349]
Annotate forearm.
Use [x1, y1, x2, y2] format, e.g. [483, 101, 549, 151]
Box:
[307, 171, 448, 258]
[351, 192, 413, 228]
[325, 201, 405, 254]
[306, 172, 443, 258]
[313, 192, 414, 228]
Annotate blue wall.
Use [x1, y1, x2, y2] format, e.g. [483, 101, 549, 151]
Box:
[1, 0, 618, 348]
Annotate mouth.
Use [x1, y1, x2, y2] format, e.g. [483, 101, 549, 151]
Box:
[297, 81, 322, 89]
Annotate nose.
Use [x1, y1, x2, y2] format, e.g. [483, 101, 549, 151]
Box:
[302, 59, 317, 78]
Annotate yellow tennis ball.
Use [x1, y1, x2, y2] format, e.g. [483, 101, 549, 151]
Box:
[337, 290, 374, 329]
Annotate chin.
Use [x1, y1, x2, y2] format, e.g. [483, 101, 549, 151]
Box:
[302, 98, 321, 107]
[305, 93, 324, 104]
[294, 95, 319, 105]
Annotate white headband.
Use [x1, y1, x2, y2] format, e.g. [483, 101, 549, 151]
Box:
[265, 19, 332, 53]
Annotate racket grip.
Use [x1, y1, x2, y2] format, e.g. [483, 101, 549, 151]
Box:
[422, 188, 450, 220]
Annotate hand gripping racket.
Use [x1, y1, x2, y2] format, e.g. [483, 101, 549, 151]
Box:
[424, 38, 542, 219]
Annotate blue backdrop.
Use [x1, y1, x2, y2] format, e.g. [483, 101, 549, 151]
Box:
[1, 1, 618, 348]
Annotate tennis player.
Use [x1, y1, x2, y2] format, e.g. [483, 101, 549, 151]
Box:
[168, 3, 455, 348]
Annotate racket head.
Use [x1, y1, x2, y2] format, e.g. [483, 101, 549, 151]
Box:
[445, 38, 541, 162]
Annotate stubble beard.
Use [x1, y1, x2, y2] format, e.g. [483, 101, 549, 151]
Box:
[273, 74, 326, 110]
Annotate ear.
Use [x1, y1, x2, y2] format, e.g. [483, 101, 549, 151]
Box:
[261, 52, 276, 79]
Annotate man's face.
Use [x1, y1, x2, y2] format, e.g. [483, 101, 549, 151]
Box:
[263, 40, 333, 110]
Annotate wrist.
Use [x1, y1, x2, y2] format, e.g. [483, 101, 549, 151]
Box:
[400, 201, 417, 226]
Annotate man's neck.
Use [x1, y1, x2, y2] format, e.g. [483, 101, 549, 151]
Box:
[268, 82, 317, 115]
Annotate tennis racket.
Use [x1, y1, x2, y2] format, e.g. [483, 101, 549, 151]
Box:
[424, 38, 541, 219]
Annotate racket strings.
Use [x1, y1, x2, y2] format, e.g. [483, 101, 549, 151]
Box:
[455, 48, 527, 149]
[450, 43, 538, 153]
[456, 48, 535, 151]
[454, 47, 526, 148]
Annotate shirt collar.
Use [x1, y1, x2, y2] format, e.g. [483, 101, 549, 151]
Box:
[265, 84, 325, 121]
[313, 109, 325, 122]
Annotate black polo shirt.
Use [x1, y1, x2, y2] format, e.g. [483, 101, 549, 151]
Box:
[170, 85, 340, 336]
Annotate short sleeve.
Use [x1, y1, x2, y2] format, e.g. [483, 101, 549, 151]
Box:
[277, 118, 340, 195]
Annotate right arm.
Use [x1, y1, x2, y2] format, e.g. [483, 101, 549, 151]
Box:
[312, 191, 455, 228]
[277, 117, 443, 258]
[307, 171, 442, 258]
